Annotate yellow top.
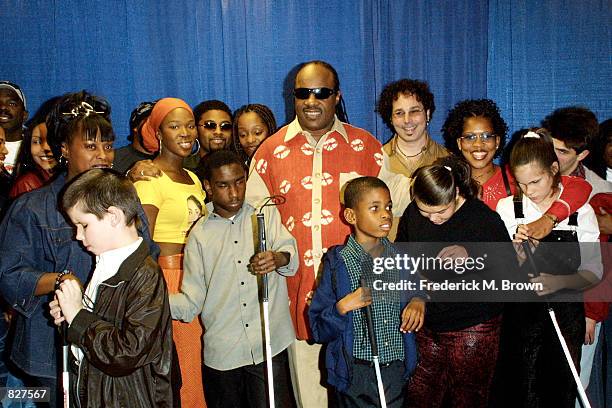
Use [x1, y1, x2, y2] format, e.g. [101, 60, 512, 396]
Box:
[135, 170, 206, 244]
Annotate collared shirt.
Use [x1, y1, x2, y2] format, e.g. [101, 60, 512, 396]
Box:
[170, 202, 298, 370]
[383, 134, 448, 178]
[73, 237, 143, 362]
[246, 116, 411, 339]
[342, 235, 403, 364]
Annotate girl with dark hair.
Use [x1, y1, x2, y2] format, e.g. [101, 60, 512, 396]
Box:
[396, 156, 512, 408]
[442, 98, 592, 240]
[0, 90, 157, 407]
[232, 103, 277, 166]
[9, 97, 60, 199]
[496, 128, 602, 407]
[134, 97, 206, 408]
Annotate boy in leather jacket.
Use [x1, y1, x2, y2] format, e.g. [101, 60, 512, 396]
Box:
[49, 169, 174, 408]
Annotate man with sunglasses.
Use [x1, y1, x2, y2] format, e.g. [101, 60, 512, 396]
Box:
[184, 99, 233, 170]
[0, 81, 29, 176]
[246, 60, 411, 407]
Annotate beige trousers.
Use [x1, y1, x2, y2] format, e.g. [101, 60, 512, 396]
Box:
[288, 340, 331, 408]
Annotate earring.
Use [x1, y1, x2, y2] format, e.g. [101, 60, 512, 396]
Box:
[189, 138, 201, 157]
[58, 155, 68, 167]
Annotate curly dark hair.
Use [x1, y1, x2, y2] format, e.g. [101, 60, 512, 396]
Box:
[376, 79, 435, 135]
[441, 99, 508, 158]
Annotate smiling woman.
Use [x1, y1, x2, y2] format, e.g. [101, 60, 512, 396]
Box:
[0, 90, 158, 407]
[133, 97, 207, 408]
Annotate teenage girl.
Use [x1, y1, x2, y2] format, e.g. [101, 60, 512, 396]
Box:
[232, 103, 277, 167]
[496, 128, 602, 407]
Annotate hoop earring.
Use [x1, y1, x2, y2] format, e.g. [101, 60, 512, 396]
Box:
[58, 155, 68, 167]
[189, 138, 201, 157]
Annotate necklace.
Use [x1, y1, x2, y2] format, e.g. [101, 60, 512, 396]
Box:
[473, 165, 496, 183]
[396, 142, 426, 159]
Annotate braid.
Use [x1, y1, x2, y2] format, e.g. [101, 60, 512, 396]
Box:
[232, 104, 277, 164]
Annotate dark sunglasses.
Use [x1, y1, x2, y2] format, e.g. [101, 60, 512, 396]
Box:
[293, 87, 337, 100]
[199, 120, 232, 131]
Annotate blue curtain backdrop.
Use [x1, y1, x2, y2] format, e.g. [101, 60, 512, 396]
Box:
[0, 0, 609, 147]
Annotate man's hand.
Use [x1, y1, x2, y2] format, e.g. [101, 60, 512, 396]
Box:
[127, 160, 161, 182]
[400, 297, 425, 333]
[584, 317, 597, 345]
[249, 251, 289, 274]
[54, 279, 84, 325]
[525, 215, 555, 240]
[336, 287, 372, 316]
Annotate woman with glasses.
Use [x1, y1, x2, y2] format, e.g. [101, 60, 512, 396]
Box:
[442, 98, 591, 239]
[135, 97, 207, 408]
[0, 91, 158, 407]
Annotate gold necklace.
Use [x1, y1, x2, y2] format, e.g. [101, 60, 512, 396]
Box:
[473, 165, 496, 183]
[396, 142, 426, 159]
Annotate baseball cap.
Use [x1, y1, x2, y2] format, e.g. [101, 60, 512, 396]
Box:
[0, 81, 27, 110]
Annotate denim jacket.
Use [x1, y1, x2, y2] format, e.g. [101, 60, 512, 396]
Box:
[308, 245, 418, 392]
[0, 173, 159, 378]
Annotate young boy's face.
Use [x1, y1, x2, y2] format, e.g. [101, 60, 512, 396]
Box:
[67, 204, 116, 256]
[204, 163, 246, 218]
[344, 187, 392, 245]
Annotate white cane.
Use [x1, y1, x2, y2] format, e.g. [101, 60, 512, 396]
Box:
[361, 278, 387, 408]
[256, 196, 286, 408]
[61, 321, 70, 408]
[522, 241, 591, 408]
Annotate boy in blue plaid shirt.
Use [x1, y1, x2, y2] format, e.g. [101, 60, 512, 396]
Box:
[309, 176, 424, 407]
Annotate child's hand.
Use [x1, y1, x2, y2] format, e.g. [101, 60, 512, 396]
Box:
[584, 317, 597, 345]
[249, 251, 289, 274]
[400, 297, 425, 333]
[512, 224, 531, 243]
[336, 287, 372, 316]
[436, 245, 467, 261]
[55, 280, 84, 325]
[525, 215, 555, 240]
[49, 298, 65, 326]
[530, 273, 566, 296]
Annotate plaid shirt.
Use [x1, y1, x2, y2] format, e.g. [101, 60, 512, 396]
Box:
[341, 235, 404, 364]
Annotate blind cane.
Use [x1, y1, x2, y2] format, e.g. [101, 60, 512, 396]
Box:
[256, 195, 286, 408]
[360, 277, 387, 408]
[521, 240, 591, 408]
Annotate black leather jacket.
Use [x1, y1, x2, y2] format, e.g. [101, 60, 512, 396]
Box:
[67, 240, 174, 407]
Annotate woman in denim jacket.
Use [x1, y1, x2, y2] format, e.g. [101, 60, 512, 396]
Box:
[0, 91, 157, 408]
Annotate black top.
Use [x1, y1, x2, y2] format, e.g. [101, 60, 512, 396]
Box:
[112, 144, 155, 174]
[396, 198, 512, 332]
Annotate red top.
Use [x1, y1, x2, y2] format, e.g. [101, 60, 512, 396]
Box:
[9, 169, 53, 199]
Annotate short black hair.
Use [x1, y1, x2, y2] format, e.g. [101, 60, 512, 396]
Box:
[441, 99, 508, 158]
[193, 100, 232, 124]
[62, 168, 140, 226]
[201, 150, 247, 181]
[46, 90, 115, 164]
[343, 176, 390, 209]
[376, 79, 435, 134]
[541, 106, 599, 153]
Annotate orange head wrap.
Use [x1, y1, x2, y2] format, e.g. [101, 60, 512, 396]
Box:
[141, 98, 193, 153]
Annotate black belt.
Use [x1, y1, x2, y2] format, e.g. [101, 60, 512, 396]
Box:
[353, 358, 400, 368]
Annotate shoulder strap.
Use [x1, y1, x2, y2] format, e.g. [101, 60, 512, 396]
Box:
[513, 196, 524, 220]
[501, 166, 512, 197]
[568, 212, 578, 226]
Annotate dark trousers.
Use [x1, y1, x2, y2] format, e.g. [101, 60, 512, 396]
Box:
[202, 349, 293, 408]
[336, 359, 405, 408]
[405, 316, 501, 408]
[499, 303, 584, 408]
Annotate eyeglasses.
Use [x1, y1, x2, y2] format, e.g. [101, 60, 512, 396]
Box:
[392, 107, 425, 119]
[293, 87, 337, 100]
[459, 132, 496, 144]
[198, 121, 232, 131]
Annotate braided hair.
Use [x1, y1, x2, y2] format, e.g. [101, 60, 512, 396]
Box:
[232, 104, 277, 164]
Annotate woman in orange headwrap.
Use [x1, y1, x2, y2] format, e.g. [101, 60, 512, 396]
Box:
[135, 98, 207, 407]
